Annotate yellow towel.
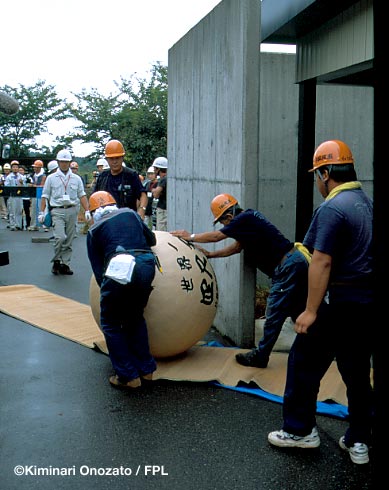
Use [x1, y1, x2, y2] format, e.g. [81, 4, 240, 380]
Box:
[294, 242, 311, 263]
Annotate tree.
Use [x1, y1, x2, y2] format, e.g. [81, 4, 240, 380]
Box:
[67, 63, 168, 173]
[0, 64, 168, 173]
[0, 81, 68, 159]
[62, 88, 124, 158]
[117, 62, 168, 172]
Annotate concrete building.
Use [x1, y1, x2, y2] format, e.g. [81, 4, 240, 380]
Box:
[167, 0, 376, 347]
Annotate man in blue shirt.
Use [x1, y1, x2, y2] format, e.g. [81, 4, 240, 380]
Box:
[87, 190, 157, 390]
[171, 193, 311, 369]
[268, 140, 373, 465]
[94, 139, 148, 220]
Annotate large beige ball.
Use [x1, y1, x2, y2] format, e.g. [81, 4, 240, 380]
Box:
[89, 231, 218, 358]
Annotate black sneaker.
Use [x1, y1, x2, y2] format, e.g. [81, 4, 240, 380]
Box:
[59, 264, 74, 275]
[235, 349, 268, 368]
[51, 260, 61, 275]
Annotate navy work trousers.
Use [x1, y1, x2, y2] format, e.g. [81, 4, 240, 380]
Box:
[100, 253, 157, 382]
[258, 249, 309, 361]
[282, 300, 373, 444]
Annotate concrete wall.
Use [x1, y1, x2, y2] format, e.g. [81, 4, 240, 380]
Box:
[168, 0, 260, 346]
[167, 0, 374, 346]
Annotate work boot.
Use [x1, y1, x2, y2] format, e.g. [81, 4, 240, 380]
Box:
[109, 375, 141, 390]
[235, 348, 268, 368]
[51, 260, 61, 275]
[59, 263, 74, 275]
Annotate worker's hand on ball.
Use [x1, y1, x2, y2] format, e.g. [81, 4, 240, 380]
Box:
[38, 212, 45, 224]
[170, 230, 189, 240]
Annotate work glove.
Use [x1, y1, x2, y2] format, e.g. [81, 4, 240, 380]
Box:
[84, 210, 92, 222]
[38, 212, 45, 224]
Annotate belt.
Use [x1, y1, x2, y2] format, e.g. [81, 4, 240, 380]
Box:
[52, 205, 75, 209]
[127, 249, 153, 256]
[279, 246, 297, 267]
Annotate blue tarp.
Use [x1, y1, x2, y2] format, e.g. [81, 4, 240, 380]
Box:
[205, 341, 348, 420]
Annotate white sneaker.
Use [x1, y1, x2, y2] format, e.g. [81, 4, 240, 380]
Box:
[339, 436, 369, 464]
[268, 427, 320, 448]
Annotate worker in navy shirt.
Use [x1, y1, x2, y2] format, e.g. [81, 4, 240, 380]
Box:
[171, 193, 311, 369]
[268, 140, 373, 465]
[87, 191, 157, 390]
[94, 139, 148, 218]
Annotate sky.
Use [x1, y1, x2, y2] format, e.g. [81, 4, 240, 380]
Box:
[3, 0, 224, 97]
[2, 0, 295, 156]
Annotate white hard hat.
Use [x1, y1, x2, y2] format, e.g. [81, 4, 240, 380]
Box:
[147, 166, 155, 173]
[3, 163, 11, 170]
[96, 158, 107, 167]
[56, 149, 72, 162]
[153, 156, 168, 169]
[48, 160, 59, 172]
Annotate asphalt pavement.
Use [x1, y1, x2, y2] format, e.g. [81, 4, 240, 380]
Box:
[0, 219, 375, 489]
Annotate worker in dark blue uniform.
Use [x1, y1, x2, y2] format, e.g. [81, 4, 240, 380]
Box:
[86, 191, 157, 389]
[93, 139, 148, 217]
[171, 193, 311, 369]
[268, 140, 373, 465]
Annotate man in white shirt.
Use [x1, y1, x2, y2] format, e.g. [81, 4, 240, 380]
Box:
[4, 160, 24, 230]
[39, 149, 91, 275]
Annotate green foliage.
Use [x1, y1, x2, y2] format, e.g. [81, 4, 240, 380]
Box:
[0, 81, 68, 158]
[67, 62, 168, 173]
[62, 88, 123, 156]
[116, 63, 168, 173]
[1, 63, 168, 173]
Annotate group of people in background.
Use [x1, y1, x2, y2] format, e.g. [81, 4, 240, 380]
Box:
[0, 139, 168, 274]
[0, 159, 46, 230]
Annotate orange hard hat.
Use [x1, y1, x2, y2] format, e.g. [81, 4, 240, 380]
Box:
[89, 191, 117, 212]
[70, 161, 79, 169]
[105, 140, 125, 158]
[210, 193, 238, 224]
[310, 140, 354, 172]
[32, 159, 44, 168]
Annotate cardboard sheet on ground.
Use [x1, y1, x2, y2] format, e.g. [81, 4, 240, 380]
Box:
[0, 285, 350, 416]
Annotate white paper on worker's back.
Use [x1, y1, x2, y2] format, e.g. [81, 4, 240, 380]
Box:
[105, 254, 136, 284]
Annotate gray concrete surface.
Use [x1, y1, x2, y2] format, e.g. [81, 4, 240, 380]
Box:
[0, 220, 374, 489]
[167, 0, 374, 347]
